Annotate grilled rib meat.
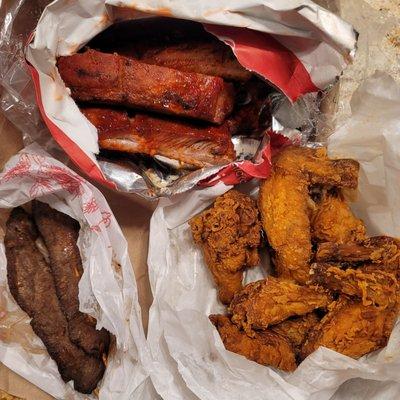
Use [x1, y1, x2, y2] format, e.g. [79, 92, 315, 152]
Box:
[82, 107, 236, 168]
[5, 208, 105, 394]
[57, 49, 235, 124]
[137, 40, 252, 82]
[33, 201, 110, 358]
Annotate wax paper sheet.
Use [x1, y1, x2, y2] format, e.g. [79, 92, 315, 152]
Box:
[0, 144, 151, 399]
[1, 0, 356, 197]
[146, 71, 400, 400]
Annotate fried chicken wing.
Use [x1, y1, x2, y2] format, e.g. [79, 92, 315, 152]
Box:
[210, 314, 297, 372]
[270, 313, 319, 352]
[310, 264, 398, 308]
[316, 237, 400, 272]
[189, 190, 261, 304]
[229, 277, 331, 335]
[311, 192, 366, 244]
[273, 146, 359, 188]
[259, 172, 311, 283]
[300, 297, 398, 360]
[259, 146, 360, 283]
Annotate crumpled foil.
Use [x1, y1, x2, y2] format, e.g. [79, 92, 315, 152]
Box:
[0, 0, 325, 199]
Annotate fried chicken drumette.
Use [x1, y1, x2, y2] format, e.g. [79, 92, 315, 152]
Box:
[189, 190, 261, 304]
[311, 191, 366, 244]
[259, 146, 360, 284]
[229, 277, 331, 335]
[270, 313, 319, 353]
[210, 314, 297, 372]
[300, 296, 398, 360]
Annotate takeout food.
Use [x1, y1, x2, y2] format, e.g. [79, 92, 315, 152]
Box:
[190, 145, 400, 372]
[4, 202, 110, 394]
[56, 19, 271, 175]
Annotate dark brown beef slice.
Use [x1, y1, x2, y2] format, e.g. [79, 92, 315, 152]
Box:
[5, 208, 105, 394]
[32, 201, 110, 358]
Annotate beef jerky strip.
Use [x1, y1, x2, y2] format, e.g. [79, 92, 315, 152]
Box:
[32, 201, 110, 358]
[57, 49, 235, 124]
[82, 107, 236, 168]
[5, 208, 104, 394]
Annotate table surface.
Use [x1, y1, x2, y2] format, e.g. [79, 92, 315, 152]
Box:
[0, 0, 399, 398]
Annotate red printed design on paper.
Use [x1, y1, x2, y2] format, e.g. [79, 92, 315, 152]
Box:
[90, 211, 112, 232]
[83, 197, 100, 214]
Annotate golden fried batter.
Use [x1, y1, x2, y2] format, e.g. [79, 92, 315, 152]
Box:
[259, 172, 311, 283]
[229, 277, 331, 335]
[273, 146, 359, 188]
[190, 190, 261, 304]
[311, 192, 366, 244]
[259, 146, 360, 284]
[311, 264, 399, 308]
[210, 314, 297, 372]
[271, 313, 319, 352]
[300, 297, 398, 360]
[316, 237, 400, 275]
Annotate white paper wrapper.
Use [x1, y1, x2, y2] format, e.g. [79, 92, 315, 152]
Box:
[0, 144, 151, 399]
[146, 71, 400, 400]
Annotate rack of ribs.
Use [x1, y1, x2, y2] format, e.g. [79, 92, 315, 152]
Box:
[82, 107, 236, 168]
[57, 49, 235, 124]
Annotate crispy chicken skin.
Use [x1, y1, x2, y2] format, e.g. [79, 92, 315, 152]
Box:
[57, 49, 234, 124]
[259, 172, 311, 283]
[270, 313, 319, 352]
[5, 208, 104, 394]
[311, 192, 366, 244]
[259, 146, 360, 283]
[310, 264, 398, 308]
[300, 297, 398, 360]
[33, 201, 110, 358]
[210, 314, 297, 372]
[273, 146, 359, 189]
[189, 190, 261, 304]
[229, 277, 331, 335]
[316, 237, 400, 272]
[82, 107, 235, 168]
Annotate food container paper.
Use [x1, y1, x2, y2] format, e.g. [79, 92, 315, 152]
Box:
[1, 0, 357, 197]
[146, 71, 400, 400]
[0, 144, 151, 399]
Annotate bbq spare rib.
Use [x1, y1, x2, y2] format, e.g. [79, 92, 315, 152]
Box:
[57, 49, 235, 124]
[82, 107, 236, 168]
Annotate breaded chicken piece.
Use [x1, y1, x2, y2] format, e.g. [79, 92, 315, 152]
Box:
[316, 237, 400, 275]
[189, 190, 261, 304]
[210, 314, 297, 372]
[311, 192, 366, 244]
[259, 172, 312, 283]
[310, 264, 399, 308]
[273, 147, 359, 188]
[300, 297, 398, 360]
[229, 277, 331, 335]
[270, 313, 319, 352]
[259, 146, 360, 284]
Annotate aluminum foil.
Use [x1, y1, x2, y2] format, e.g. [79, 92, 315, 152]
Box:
[0, 0, 339, 199]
